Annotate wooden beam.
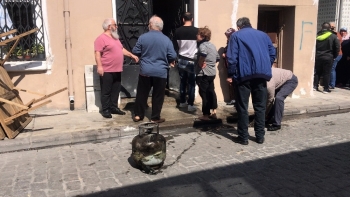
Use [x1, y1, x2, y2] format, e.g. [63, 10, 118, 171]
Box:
[1, 28, 39, 44]
[33, 87, 67, 104]
[14, 87, 45, 96]
[0, 97, 29, 109]
[0, 29, 17, 38]
[28, 100, 52, 112]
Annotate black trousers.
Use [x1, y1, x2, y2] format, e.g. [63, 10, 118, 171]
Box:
[268, 75, 298, 126]
[236, 78, 267, 141]
[100, 72, 121, 111]
[196, 75, 218, 115]
[314, 57, 333, 90]
[134, 75, 166, 120]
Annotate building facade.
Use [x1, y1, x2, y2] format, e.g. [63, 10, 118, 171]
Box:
[0, 0, 318, 111]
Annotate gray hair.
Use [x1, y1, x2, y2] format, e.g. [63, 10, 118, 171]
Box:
[236, 17, 251, 28]
[149, 15, 163, 31]
[102, 18, 115, 30]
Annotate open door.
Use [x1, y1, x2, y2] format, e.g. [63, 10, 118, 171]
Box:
[116, 0, 187, 97]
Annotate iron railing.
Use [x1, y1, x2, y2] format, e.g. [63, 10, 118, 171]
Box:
[0, 0, 45, 61]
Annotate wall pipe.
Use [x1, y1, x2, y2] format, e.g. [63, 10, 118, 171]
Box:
[63, 0, 75, 110]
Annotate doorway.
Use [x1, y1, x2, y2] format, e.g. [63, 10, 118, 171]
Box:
[116, 0, 188, 97]
[257, 6, 295, 71]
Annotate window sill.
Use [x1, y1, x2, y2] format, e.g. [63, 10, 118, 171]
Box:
[4, 60, 51, 73]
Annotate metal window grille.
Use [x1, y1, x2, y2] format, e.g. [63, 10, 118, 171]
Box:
[0, 0, 45, 61]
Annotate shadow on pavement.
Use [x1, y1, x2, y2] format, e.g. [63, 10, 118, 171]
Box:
[79, 141, 350, 197]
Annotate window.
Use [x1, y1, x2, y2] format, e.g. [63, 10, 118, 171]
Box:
[0, 0, 45, 61]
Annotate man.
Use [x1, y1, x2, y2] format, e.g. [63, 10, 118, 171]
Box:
[94, 18, 139, 118]
[266, 68, 298, 131]
[226, 17, 275, 145]
[329, 24, 346, 89]
[313, 22, 340, 93]
[173, 12, 198, 112]
[132, 16, 177, 123]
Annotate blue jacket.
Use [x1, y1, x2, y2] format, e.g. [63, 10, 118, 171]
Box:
[132, 30, 177, 79]
[227, 26, 275, 83]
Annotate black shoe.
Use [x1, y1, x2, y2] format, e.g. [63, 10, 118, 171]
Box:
[232, 136, 248, 145]
[111, 108, 126, 115]
[323, 89, 331, 94]
[151, 118, 165, 123]
[329, 86, 335, 89]
[101, 110, 112, 118]
[267, 125, 281, 131]
[256, 137, 265, 144]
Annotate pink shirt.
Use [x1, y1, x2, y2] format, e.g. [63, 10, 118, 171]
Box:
[94, 34, 124, 72]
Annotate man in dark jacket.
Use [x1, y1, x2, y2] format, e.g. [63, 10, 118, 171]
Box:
[313, 22, 340, 93]
[226, 17, 276, 145]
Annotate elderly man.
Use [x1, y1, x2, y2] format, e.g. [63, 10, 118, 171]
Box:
[266, 67, 298, 131]
[132, 15, 177, 123]
[94, 18, 139, 118]
[226, 17, 275, 145]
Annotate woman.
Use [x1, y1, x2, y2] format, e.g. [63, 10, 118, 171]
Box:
[223, 28, 236, 105]
[196, 26, 220, 120]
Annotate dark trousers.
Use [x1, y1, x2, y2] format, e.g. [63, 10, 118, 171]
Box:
[314, 57, 333, 90]
[269, 75, 298, 126]
[100, 72, 121, 111]
[236, 78, 267, 140]
[134, 75, 166, 120]
[196, 75, 218, 115]
[336, 58, 350, 85]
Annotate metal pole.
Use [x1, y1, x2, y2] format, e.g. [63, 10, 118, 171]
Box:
[63, 0, 75, 110]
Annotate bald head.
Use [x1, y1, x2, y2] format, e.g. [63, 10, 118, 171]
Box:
[102, 18, 115, 30]
[149, 15, 163, 31]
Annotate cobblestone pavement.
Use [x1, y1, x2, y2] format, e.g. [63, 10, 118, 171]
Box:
[1, 112, 350, 197]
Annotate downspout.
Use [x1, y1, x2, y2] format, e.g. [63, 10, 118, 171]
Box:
[63, 0, 75, 110]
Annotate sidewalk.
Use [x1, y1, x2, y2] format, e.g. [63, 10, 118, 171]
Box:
[1, 88, 350, 153]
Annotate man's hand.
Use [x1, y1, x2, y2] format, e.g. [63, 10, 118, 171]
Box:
[97, 66, 104, 76]
[169, 61, 175, 67]
[226, 78, 232, 83]
[200, 62, 207, 69]
[131, 54, 139, 63]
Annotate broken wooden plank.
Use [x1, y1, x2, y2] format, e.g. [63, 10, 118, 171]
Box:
[33, 87, 67, 104]
[0, 89, 19, 100]
[0, 29, 17, 38]
[14, 87, 45, 97]
[0, 97, 28, 109]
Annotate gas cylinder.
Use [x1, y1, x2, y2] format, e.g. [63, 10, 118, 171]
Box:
[131, 122, 166, 173]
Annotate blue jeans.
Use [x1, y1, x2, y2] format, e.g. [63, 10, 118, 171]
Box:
[330, 55, 342, 87]
[178, 58, 196, 105]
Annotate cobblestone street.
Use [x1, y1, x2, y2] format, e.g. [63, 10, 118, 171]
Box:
[1, 112, 350, 197]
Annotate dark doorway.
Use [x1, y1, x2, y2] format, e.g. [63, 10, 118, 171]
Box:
[117, 0, 186, 97]
[152, 0, 185, 40]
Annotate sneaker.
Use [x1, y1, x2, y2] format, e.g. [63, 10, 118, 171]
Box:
[187, 105, 197, 112]
[179, 102, 187, 108]
[329, 86, 335, 89]
[323, 89, 331, 94]
[313, 87, 319, 91]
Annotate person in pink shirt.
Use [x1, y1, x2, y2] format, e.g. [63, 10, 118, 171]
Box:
[94, 18, 139, 118]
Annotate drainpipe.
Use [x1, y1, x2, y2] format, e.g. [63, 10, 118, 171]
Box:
[63, 0, 75, 110]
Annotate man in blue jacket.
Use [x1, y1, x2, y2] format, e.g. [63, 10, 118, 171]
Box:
[227, 17, 276, 145]
[132, 16, 177, 123]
